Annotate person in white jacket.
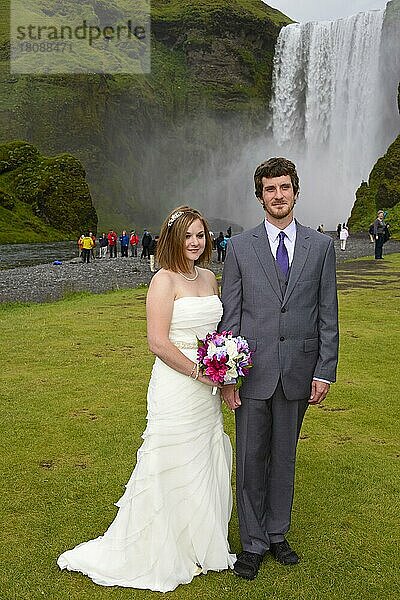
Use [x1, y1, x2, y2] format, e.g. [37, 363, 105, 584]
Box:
[340, 225, 349, 250]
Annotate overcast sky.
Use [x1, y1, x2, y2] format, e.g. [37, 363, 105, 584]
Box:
[266, 0, 388, 22]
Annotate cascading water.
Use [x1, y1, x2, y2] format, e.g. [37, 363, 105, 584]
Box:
[270, 8, 395, 228]
[180, 5, 398, 232]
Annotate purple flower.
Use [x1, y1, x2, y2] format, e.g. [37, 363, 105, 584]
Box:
[197, 344, 207, 362]
[236, 336, 250, 352]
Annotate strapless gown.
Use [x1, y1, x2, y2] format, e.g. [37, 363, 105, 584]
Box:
[57, 295, 235, 592]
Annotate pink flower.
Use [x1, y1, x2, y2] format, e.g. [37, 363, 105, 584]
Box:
[203, 355, 228, 383]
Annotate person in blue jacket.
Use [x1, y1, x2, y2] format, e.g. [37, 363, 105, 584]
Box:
[119, 230, 130, 257]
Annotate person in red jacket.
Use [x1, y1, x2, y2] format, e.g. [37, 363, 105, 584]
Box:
[129, 230, 139, 257]
[107, 230, 118, 258]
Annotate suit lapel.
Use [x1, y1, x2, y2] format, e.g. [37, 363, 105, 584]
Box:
[251, 223, 282, 302]
[283, 221, 311, 305]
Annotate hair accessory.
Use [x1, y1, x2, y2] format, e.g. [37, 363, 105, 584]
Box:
[168, 211, 184, 227]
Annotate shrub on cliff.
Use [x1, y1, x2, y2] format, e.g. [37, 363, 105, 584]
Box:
[0, 141, 40, 174]
[0, 189, 15, 210]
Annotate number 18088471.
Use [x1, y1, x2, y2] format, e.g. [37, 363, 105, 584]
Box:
[19, 41, 73, 53]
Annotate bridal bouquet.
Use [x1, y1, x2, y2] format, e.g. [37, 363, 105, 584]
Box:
[197, 330, 253, 394]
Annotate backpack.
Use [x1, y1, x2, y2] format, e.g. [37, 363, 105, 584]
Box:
[383, 224, 390, 243]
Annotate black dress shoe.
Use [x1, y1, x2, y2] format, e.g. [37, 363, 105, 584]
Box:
[233, 551, 263, 580]
[269, 539, 299, 565]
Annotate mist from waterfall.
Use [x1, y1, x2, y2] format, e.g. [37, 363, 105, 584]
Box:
[269, 8, 393, 229]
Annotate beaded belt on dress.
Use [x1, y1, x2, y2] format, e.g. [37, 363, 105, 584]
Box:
[170, 340, 198, 349]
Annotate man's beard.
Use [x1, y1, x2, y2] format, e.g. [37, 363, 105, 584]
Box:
[263, 200, 295, 220]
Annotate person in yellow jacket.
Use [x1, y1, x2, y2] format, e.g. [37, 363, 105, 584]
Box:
[81, 232, 94, 263]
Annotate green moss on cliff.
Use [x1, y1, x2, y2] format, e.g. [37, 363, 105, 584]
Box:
[153, 0, 291, 111]
[152, 0, 290, 27]
[348, 134, 400, 237]
[0, 141, 97, 243]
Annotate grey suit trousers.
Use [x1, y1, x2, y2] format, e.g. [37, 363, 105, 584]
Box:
[236, 381, 308, 555]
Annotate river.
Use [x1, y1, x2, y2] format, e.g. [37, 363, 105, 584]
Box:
[0, 241, 78, 270]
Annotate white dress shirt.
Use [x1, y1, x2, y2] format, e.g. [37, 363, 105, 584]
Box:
[264, 218, 331, 386]
[264, 218, 296, 265]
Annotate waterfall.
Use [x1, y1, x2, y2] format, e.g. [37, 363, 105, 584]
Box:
[270, 8, 395, 229]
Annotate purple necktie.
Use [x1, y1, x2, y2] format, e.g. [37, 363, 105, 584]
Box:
[276, 231, 289, 277]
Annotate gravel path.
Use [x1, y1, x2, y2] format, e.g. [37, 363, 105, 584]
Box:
[1, 234, 399, 304]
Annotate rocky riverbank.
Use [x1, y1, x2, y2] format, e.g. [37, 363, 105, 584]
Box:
[1, 235, 399, 304]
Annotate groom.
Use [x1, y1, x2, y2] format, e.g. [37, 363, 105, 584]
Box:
[219, 157, 339, 580]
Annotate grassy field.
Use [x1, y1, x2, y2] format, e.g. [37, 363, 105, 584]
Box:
[1, 256, 399, 600]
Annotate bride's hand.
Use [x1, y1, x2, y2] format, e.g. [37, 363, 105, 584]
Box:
[197, 374, 222, 388]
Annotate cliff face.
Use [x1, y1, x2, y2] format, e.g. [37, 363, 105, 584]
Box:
[348, 134, 400, 233]
[0, 1, 291, 235]
[0, 141, 97, 243]
[348, 77, 400, 238]
[348, 1, 400, 237]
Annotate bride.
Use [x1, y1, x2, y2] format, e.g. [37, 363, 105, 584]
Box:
[57, 206, 235, 592]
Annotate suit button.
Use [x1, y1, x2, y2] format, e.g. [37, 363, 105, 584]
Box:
[281, 307, 286, 313]
[280, 336, 285, 341]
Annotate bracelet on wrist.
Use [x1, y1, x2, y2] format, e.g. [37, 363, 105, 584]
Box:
[194, 363, 200, 380]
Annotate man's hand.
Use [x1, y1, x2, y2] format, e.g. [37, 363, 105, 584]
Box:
[221, 384, 241, 411]
[309, 380, 330, 404]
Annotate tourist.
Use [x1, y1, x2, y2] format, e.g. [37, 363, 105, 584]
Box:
[340, 225, 349, 250]
[141, 229, 152, 259]
[129, 230, 139, 257]
[77, 234, 84, 259]
[216, 232, 226, 262]
[89, 232, 96, 260]
[98, 233, 108, 258]
[107, 230, 118, 258]
[119, 230, 129, 257]
[148, 234, 159, 273]
[81, 232, 94, 264]
[373, 210, 386, 259]
[57, 206, 234, 591]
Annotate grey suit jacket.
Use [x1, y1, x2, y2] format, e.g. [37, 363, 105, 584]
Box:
[219, 221, 339, 400]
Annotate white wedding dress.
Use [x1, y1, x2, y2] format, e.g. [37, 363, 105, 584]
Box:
[57, 295, 235, 592]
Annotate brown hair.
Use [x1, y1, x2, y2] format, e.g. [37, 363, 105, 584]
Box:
[156, 205, 213, 272]
[254, 157, 300, 199]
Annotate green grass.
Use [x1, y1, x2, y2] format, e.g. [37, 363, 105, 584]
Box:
[0, 200, 68, 244]
[1, 257, 399, 599]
